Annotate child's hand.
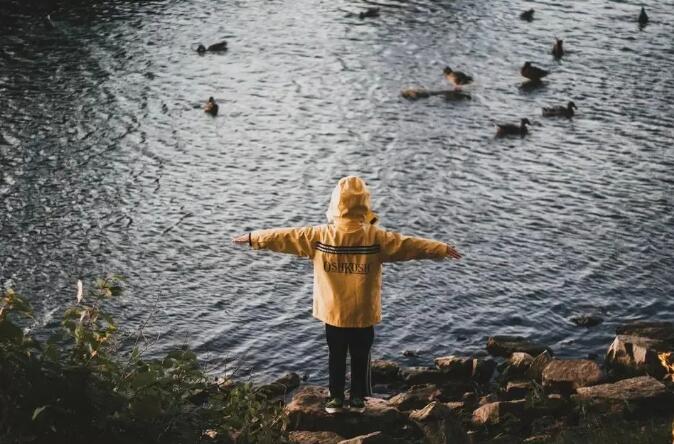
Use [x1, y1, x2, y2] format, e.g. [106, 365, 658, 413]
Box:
[232, 233, 250, 245]
[447, 244, 462, 260]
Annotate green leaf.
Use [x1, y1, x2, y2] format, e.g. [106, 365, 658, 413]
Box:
[63, 307, 82, 320]
[12, 296, 33, 316]
[130, 393, 162, 418]
[32, 405, 48, 421]
[0, 320, 23, 343]
[130, 371, 155, 389]
[44, 344, 60, 362]
[130, 346, 140, 361]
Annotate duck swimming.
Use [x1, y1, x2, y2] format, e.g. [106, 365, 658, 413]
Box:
[443, 67, 473, 89]
[359, 7, 380, 19]
[204, 97, 219, 116]
[496, 118, 531, 138]
[520, 9, 534, 21]
[638, 7, 648, 26]
[552, 38, 564, 59]
[543, 101, 577, 118]
[521, 62, 549, 81]
[207, 41, 228, 52]
[196, 41, 228, 54]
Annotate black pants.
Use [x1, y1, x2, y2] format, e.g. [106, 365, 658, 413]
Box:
[325, 323, 374, 399]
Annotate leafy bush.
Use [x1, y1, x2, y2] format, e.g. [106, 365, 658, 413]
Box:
[0, 278, 288, 444]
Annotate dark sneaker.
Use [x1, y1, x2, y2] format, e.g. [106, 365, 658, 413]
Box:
[348, 397, 366, 413]
[325, 397, 344, 414]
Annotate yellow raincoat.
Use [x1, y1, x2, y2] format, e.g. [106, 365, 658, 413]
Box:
[251, 176, 455, 328]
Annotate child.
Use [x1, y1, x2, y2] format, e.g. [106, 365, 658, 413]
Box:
[233, 176, 461, 413]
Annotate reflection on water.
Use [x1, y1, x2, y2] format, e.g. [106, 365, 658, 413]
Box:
[1, 0, 673, 382]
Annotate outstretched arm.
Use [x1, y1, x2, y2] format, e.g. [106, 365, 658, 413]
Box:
[380, 230, 462, 262]
[232, 226, 320, 257]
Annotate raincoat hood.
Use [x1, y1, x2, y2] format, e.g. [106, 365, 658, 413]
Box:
[325, 176, 378, 225]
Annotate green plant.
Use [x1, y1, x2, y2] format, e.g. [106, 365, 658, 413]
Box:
[0, 278, 288, 444]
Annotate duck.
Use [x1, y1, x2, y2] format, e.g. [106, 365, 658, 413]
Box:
[204, 97, 219, 116]
[196, 41, 228, 54]
[359, 7, 380, 19]
[521, 62, 549, 81]
[638, 7, 648, 26]
[542, 101, 577, 118]
[443, 67, 473, 89]
[496, 118, 531, 138]
[520, 9, 534, 21]
[552, 38, 564, 59]
[207, 41, 228, 52]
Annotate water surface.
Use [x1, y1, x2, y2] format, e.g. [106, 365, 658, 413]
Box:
[1, 0, 673, 382]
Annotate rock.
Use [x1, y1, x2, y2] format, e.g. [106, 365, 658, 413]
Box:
[461, 392, 477, 407]
[487, 336, 551, 358]
[574, 376, 674, 416]
[400, 88, 471, 102]
[409, 401, 452, 422]
[570, 315, 603, 327]
[290, 431, 345, 444]
[471, 400, 527, 426]
[434, 381, 476, 402]
[542, 359, 604, 393]
[530, 414, 566, 436]
[285, 386, 419, 440]
[256, 372, 301, 398]
[478, 394, 498, 406]
[471, 358, 497, 384]
[501, 352, 534, 381]
[528, 351, 554, 381]
[388, 384, 438, 411]
[511, 352, 534, 368]
[605, 335, 670, 379]
[370, 360, 401, 385]
[440, 90, 472, 101]
[401, 367, 447, 386]
[277, 372, 302, 389]
[616, 321, 674, 343]
[409, 401, 469, 444]
[434, 356, 473, 379]
[337, 431, 387, 444]
[466, 430, 480, 443]
[542, 394, 570, 416]
[445, 401, 465, 414]
[401, 88, 431, 100]
[505, 381, 532, 400]
[433, 357, 495, 384]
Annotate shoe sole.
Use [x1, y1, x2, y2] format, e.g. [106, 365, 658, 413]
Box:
[348, 406, 366, 413]
[325, 407, 343, 414]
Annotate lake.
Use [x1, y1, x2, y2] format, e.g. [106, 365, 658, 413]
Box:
[1, 0, 673, 383]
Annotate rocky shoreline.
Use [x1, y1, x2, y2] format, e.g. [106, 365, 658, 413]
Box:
[247, 321, 674, 443]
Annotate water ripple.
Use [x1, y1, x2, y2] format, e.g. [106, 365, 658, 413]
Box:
[1, 0, 673, 382]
